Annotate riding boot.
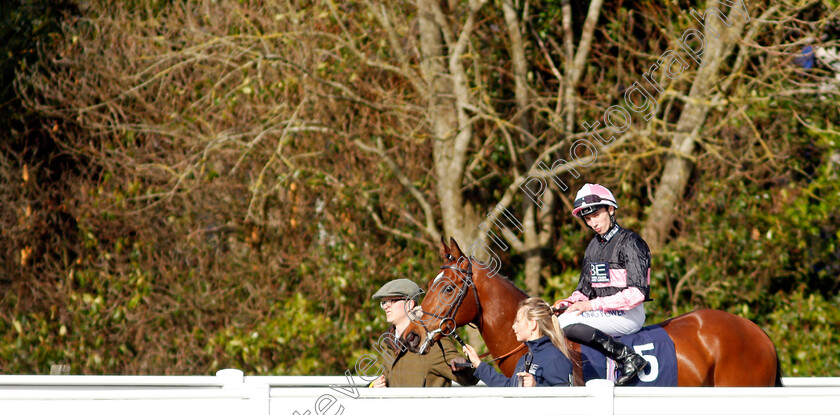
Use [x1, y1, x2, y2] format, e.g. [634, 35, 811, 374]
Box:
[588, 330, 648, 386]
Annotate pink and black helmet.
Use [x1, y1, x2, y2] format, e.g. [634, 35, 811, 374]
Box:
[571, 183, 619, 218]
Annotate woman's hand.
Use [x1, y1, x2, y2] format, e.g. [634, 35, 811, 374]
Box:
[370, 374, 387, 388]
[462, 344, 482, 368]
[517, 372, 536, 387]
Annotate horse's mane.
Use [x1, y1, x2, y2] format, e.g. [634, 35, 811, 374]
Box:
[468, 256, 530, 298]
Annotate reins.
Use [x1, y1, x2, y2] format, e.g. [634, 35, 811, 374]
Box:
[478, 343, 526, 362]
[451, 331, 526, 364]
[470, 307, 568, 362]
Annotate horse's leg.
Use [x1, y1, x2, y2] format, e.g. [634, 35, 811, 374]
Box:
[662, 309, 779, 386]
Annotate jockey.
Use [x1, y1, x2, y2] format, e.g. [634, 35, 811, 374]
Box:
[554, 183, 650, 386]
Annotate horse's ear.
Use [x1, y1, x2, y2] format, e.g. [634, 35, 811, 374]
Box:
[449, 237, 464, 259]
[440, 235, 450, 259]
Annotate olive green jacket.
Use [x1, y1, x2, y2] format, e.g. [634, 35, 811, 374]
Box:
[377, 327, 479, 387]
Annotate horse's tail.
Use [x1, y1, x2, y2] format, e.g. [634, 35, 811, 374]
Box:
[763, 328, 784, 387]
[774, 348, 784, 387]
[757, 323, 783, 387]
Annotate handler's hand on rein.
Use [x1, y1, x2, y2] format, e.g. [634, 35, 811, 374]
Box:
[370, 374, 387, 388]
[517, 372, 536, 387]
[462, 344, 481, 368]
[449, 357, 471, 371]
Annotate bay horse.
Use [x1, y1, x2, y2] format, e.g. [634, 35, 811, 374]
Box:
[401, 237, 782, 386]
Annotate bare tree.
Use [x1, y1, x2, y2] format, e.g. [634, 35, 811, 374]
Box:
[642, 1, 752, 250]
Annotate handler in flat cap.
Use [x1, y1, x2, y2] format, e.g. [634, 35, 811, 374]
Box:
[368, 279, 478, 387]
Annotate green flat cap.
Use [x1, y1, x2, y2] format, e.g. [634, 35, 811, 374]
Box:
[372, 279, 421, 300]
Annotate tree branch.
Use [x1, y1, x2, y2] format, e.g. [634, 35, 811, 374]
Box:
[353, 138, 440, 240]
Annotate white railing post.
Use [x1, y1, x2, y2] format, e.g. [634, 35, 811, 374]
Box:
[217, 369, 270, 415]
[587, 379, 615, 415]
[217, 369, 245, 385]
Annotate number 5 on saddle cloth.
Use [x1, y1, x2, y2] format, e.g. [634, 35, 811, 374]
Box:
[579, 325, 678, 386]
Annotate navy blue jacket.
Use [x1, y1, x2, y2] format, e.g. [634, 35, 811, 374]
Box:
[474, 336, 573, 387]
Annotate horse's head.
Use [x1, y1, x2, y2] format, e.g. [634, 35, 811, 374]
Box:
[402, 237, 482, 354]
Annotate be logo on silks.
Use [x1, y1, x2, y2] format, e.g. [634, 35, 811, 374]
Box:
[589, 262, 610, 284]
[580, 325, 678, 386]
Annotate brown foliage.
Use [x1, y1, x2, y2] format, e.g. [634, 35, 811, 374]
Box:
[5, 0, 432, 374]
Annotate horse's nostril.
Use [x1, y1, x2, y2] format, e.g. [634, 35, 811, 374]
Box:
[408, 333, 419, 347]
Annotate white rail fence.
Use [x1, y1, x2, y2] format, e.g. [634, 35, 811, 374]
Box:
[1, 370, 838, 415]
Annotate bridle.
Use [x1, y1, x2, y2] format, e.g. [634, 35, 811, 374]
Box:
[413, 254, 530, 365]
[414, 255, 527, 363]
[413, 255, 483, 354]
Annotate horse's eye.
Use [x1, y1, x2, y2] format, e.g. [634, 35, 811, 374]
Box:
[444, 286, 454, 293]
[446, 254, 455, 261]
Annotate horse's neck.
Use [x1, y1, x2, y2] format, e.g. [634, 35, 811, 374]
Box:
[474, 273, 528, 356]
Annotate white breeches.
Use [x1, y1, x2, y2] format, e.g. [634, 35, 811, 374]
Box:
[557, 304, 646, 336]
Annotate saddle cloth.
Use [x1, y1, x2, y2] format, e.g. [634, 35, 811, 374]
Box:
[579, 325, 678, 386]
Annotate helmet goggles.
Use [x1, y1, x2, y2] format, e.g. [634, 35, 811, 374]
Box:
[573, 194, 606, 209]
[574, 194, 610, 217]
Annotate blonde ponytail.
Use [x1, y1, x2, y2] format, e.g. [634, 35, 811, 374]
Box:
[518, 297, 571, 359]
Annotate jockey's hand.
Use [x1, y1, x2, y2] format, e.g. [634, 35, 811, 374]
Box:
[462, 344, 482, 368]
[517, 372, 536, 387]
[553, 299, 571, 311]
[566, 300, 593, 314]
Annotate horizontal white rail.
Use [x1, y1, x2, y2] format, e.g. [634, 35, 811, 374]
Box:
[0, 371, 837, 415]
[779, 377, 840, 387]
[282, 384, 840, 415]
[245, 376, 839, 388]
[1, 374, 835, 388]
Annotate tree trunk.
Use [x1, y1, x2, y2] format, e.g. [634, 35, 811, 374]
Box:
[416, 0, 482, 245]
[642, 4, 749, 251]
[502, 0, 545, 295]
[417, 0, 486, 347]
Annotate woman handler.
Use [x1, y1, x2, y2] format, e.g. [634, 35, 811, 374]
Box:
[463, 298, 574, 387]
